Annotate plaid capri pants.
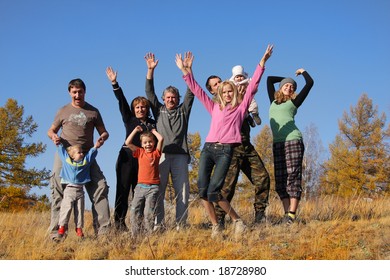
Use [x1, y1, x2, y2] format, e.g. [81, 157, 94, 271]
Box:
[273, 139, 305, 200]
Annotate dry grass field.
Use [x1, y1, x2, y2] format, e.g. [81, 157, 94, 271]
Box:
[0, 195, 389, 260]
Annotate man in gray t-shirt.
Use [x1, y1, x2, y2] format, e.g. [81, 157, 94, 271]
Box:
[47, 78, 111, 238]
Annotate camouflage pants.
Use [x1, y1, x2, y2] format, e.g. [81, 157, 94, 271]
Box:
[215, 143, 270, 222]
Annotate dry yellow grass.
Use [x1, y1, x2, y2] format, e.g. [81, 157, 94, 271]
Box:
[0, 195, 389, 260]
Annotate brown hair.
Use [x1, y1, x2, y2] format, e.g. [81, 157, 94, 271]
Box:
[274, 90, 297, 104]
[131, 96, 151, 117]
[68, 78, 86, 92]
[139, 131, 156, 144]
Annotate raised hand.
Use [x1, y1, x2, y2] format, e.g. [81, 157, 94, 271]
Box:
[259, 44, 274, 67]
[144, 52, 159, 69]
[183, 51, 194, 69]
[106, 66, 117, 84]
[175, 53, 185, 70]
[295, 68, 306, 76]
[135, 125, 143, 133]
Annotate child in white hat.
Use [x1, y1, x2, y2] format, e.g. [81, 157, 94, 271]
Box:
[229, 65, 261, 127]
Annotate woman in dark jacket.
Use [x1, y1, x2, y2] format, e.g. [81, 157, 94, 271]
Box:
[106, 67, 156, 231]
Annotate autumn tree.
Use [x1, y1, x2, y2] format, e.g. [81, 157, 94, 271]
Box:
[321, 94, 390, 197]
[188, 132, 201, 195]
[0, 99, 50, 211]
[252, 124, 274, 193]
[302, 123, 325, 198]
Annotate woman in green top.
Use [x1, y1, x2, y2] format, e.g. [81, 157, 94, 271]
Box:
[267, 68, 314, 224]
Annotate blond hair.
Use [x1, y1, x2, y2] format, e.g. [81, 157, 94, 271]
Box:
[216, 81, 239, 110]
[66, 144, 83, 157]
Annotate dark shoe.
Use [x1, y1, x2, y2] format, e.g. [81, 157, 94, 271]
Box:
[217, 215, 226, 229]
[115, 221, 129, 232]
[254, 211, 266, 224]
[247, 115, 256, 127]
[252, 113, 262, 125]
[49, 232, 61, 242]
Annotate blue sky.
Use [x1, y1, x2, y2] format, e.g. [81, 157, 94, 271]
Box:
[1, 0, 389, 208]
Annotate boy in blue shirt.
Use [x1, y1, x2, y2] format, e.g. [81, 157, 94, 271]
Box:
[55, 139, 102, 240]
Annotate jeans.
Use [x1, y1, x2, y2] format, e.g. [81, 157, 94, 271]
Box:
[198, 143, 234, 202]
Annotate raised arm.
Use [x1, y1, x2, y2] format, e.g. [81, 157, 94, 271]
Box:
[259, 44, 274, 68]
[292, 68, 314, 108]
[145, 52, 159, 80]
[105, 66, 134, 124]
[242, 44, 274, 107]
[267, 76, 284, 103]
[151, 129, 164, 152]
[125, 126, 143, 152]
[177, 52, 215, 113]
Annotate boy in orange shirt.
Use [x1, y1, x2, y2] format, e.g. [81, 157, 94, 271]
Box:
[125, 125, 163, 237]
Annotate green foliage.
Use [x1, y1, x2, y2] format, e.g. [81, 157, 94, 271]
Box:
[0, 99, 50, 211]
[321, 94, 390, 197]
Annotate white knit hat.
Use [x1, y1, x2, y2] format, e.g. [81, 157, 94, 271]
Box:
[229, 65, 249, 81]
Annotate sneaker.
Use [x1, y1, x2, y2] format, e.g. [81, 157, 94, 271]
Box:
[247, 115, 256, 127]
[234, 219, 247, 240]
[76, 228, 84, 238]
[282, 214, 295, 225]
[252, 113, 262, 125]
[254, 211, 266, 224]
[49, 231, 61, 242]
[54, 226, 67, 242]
[211, 224, 224, 239]
[58, 226, 66, 236]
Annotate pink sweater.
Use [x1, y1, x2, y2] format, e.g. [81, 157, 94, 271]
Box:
[183, 64, 265, 144]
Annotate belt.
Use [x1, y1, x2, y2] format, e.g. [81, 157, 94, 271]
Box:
[207, 142, 238, 148]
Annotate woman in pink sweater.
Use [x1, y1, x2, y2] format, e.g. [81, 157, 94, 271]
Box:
[175, 45, 273, 239]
